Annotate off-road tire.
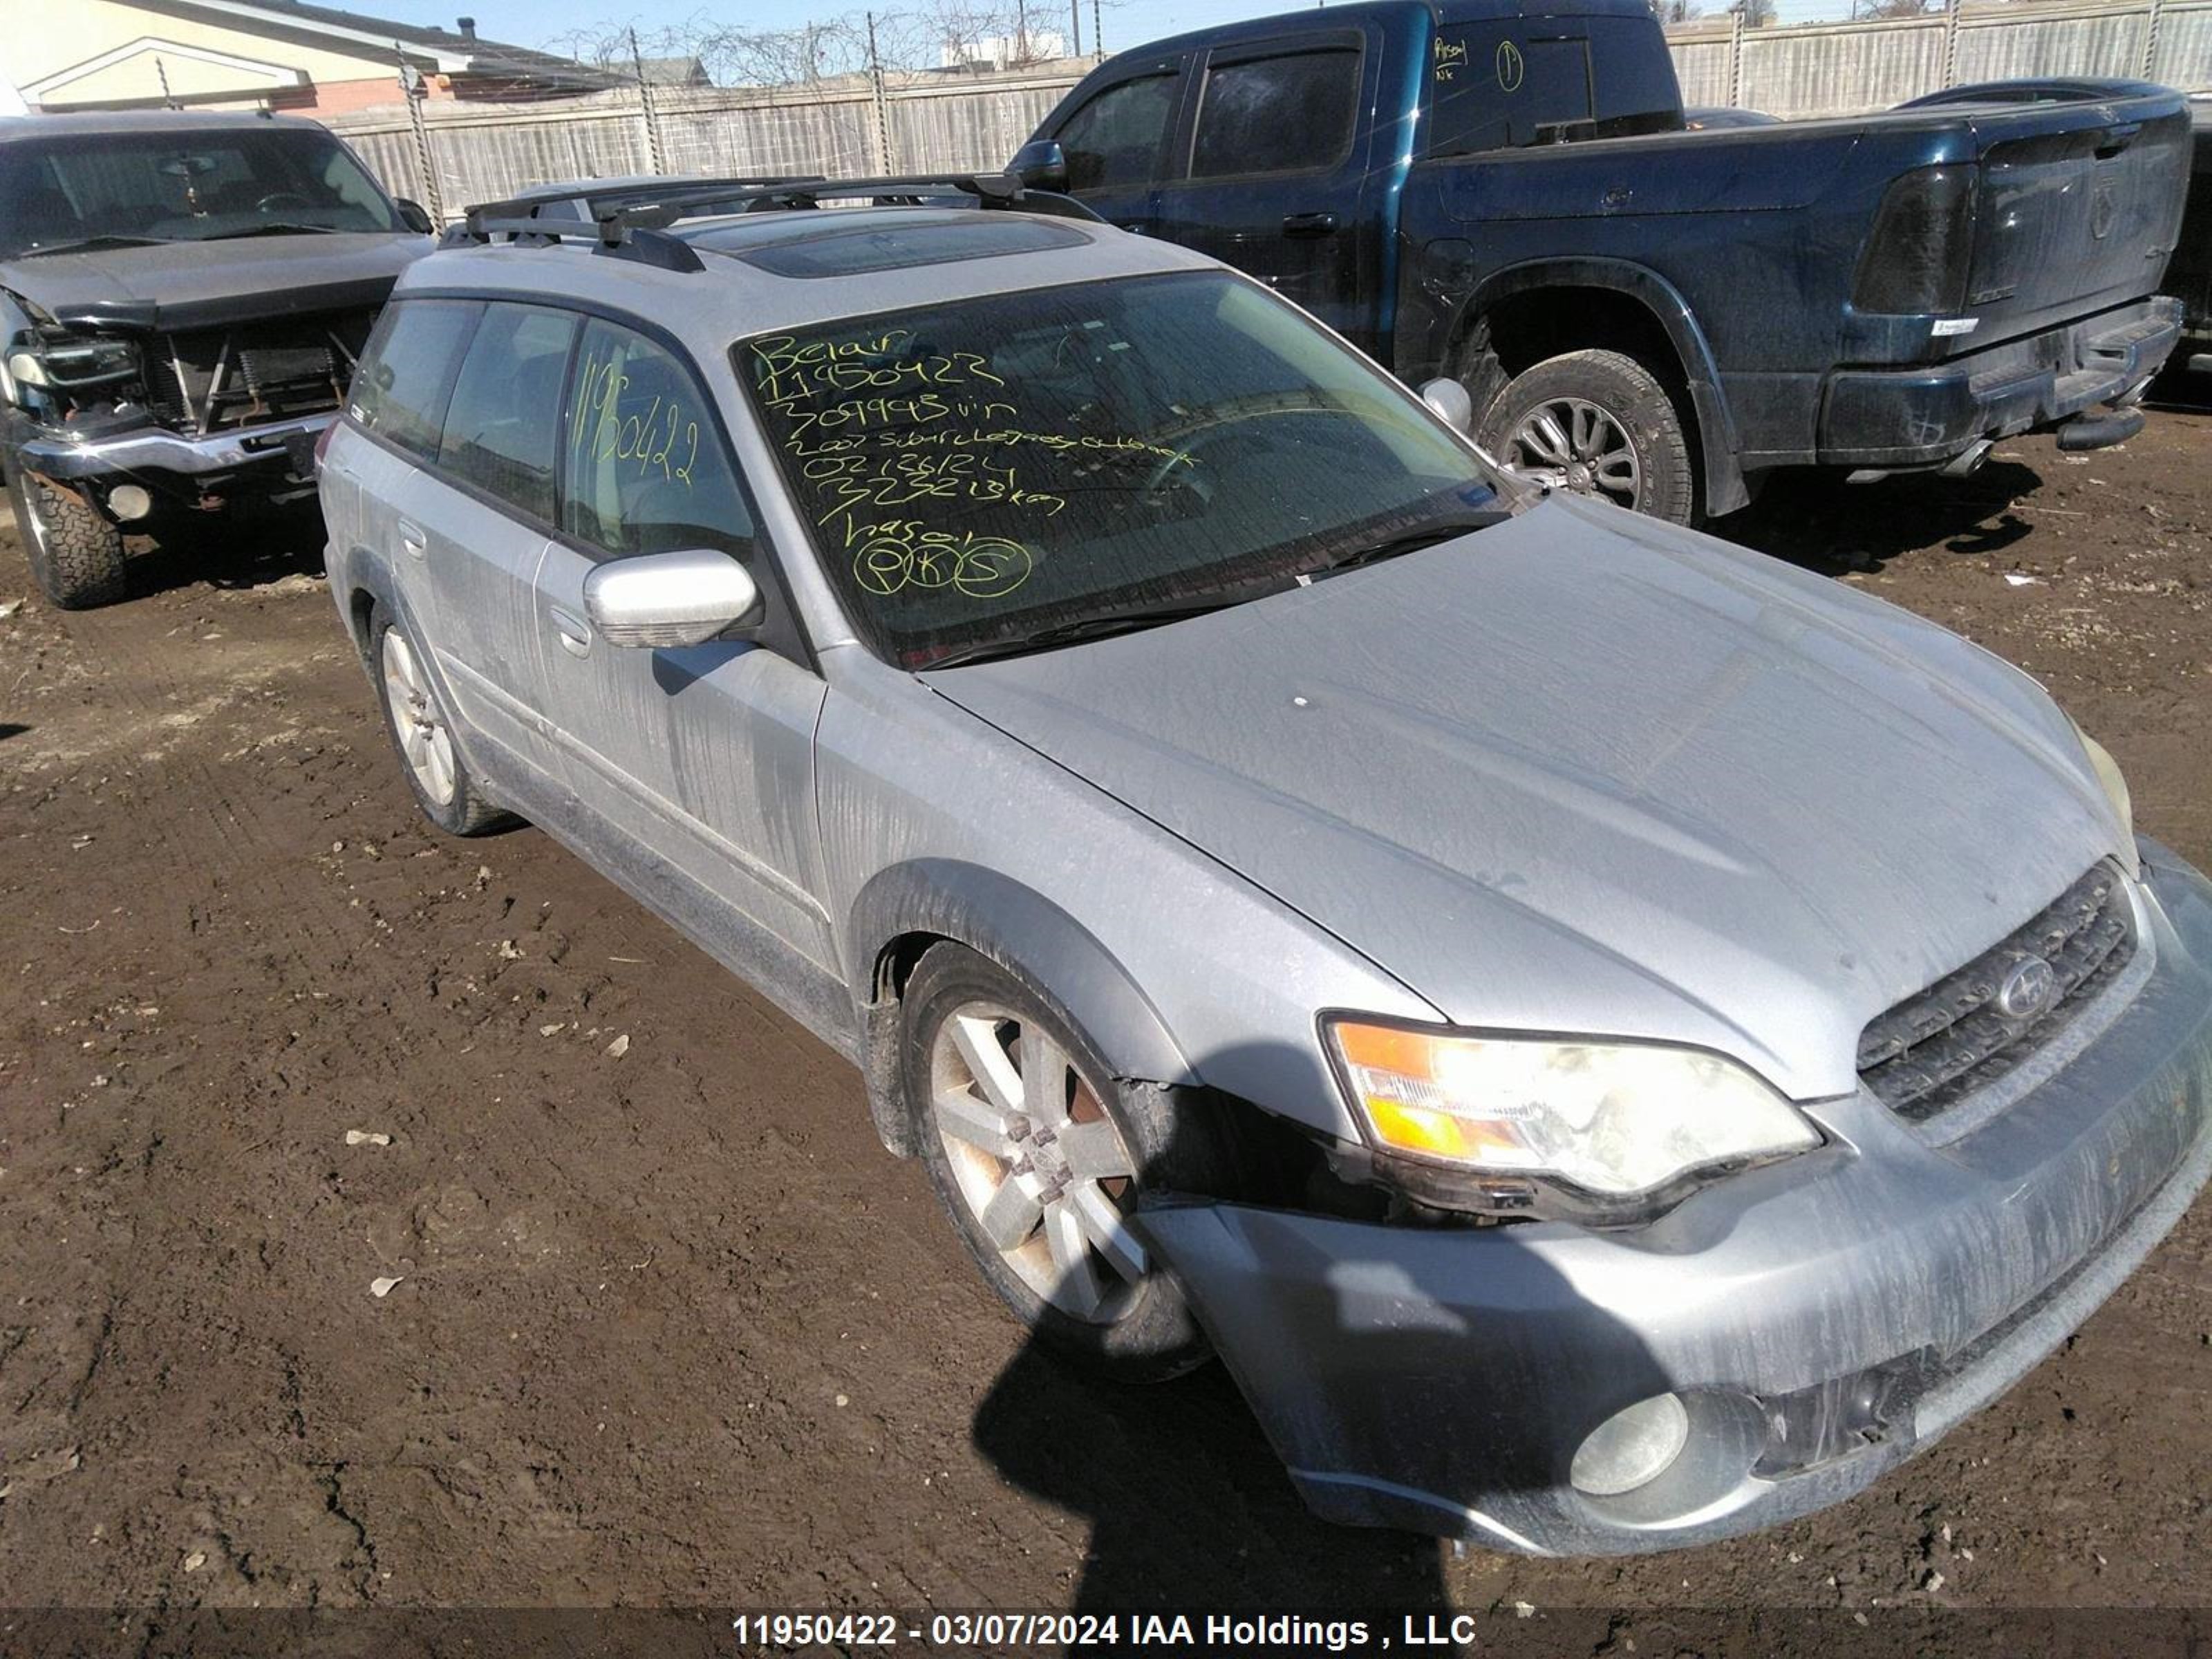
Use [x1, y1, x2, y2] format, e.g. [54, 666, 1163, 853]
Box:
[8, 467, 128, 609]
[1476, 348, 1698, 526]
[901, 943, 1233, 1382]
[368, 603, 514, 836]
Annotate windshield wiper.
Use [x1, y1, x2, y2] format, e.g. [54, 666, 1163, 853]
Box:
[1306, 509, 1508, 577]
[200, 223, 343, 239]
[16, 234, 173, 258]
[917, 595, 1265, 670]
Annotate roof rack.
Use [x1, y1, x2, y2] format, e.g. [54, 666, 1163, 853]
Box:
[445, 169, 1102, 272]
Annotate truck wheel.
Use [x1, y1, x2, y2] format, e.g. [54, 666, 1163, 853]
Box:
[901, 943, 1230, 1382]
[8, 469, 128, 610]
[1477, 349, 1696, 525]
[369, 604, 512, 836]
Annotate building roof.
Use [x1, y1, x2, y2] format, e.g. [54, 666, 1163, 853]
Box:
[133, 0, 623, 88]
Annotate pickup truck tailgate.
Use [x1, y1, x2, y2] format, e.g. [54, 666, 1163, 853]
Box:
[1960, 98, 2189, 346]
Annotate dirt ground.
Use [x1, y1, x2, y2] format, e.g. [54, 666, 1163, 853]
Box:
[3, 400, 2211, 1652]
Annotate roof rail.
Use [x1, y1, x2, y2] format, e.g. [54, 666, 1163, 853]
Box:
[436, 215, 706, 274]
[444, 169, 1102, 273]
[471, 174, 824, 224]
[599, 171, 1101, 227]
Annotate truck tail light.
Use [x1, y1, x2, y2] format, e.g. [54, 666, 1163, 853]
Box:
[1851, 164, 1976, 316]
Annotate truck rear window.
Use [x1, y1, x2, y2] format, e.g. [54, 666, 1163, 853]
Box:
[1428, 15, 1679, 157]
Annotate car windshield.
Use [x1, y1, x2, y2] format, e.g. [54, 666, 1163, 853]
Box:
[738, 270, 1503, 667]
[0, 130, 401, 258]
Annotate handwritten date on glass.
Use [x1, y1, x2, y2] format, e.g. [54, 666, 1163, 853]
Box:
[572, 353, 700, 488]
[853, 525, 1034, 600]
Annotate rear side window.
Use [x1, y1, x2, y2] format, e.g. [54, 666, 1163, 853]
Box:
[1429, 16, 1676, 157]
[1056, 73, 1179, 192]
[437, 302, 578, 520]
[561, 319, 754, 559]
[350, 299, 478, 460]
[1192, 48, 1361, 180]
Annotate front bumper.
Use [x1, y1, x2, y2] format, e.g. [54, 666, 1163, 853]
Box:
[17, 412, 331, 487]
[1817, 295, 2182, 469]
[1140, 840, 2212, 1556]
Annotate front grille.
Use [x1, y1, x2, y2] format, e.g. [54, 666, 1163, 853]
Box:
[142, 308, 378, 435]
[1857, 862, 2136, 1123]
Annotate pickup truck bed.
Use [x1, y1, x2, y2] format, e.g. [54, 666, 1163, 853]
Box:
[1017, 1, 2191, 523]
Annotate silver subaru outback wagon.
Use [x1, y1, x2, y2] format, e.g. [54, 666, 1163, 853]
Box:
[319, 174, 2212, 1557]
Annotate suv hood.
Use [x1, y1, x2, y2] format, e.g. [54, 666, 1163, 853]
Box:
[0, 233, 424, 331]
[924, 496, 2126, 1101]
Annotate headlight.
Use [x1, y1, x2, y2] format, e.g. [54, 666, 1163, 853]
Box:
[1324, 1018, 1820, 1214]
[7, 335, 139, 395]
[2067, 716, 2134, 852]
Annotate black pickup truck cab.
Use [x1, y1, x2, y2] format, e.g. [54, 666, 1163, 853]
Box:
[1013, 0, 2192, 523]
[0, 111, 431, 607]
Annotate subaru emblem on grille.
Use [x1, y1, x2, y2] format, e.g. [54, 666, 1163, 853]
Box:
[1996, 956, 2056, 1021]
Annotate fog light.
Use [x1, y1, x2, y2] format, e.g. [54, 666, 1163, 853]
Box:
[1571, 1393, 1690, 1497]
[107, 484, 151, 522]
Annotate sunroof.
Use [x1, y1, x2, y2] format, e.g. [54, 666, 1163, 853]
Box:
[722, 216, 1087, 278]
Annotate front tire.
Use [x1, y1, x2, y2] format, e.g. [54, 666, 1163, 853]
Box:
[901, 944, 1228, 1382]
[8, 468, 127, 609]
[369, 604, 512, 836]
[1476, 348, 1696, 525]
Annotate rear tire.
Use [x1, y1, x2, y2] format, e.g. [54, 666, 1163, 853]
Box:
[368, 603, 512, 836]
[1476, 348, 1697, 526]
[901, 944, 1232, 1382]
[8, 468, 127, 609]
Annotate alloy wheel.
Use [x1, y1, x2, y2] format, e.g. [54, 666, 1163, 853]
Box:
[379, 628, 458, 806]
[1501, 396, 1642, 509]
[928, 1000, 1146, 1324]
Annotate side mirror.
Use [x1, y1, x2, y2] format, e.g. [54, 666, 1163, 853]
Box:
[393, 197, 435, 235]
[1419, 377, 1474, 436]
[1009, 138, 1070, 193]
[584, 548, 763, 649]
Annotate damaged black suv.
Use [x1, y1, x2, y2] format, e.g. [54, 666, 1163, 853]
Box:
[1, 111, 431, 607]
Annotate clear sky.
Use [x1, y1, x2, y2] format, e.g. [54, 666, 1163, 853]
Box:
[373, 0, 1868, 64]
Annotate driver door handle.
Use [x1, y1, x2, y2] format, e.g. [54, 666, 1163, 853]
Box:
[397, 519, 426, 561]
[1282, 212, 1338, 237]
[549, 604, 592, 658]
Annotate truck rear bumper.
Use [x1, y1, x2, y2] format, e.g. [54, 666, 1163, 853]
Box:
[1816, 295, 2182, 469]
[1138, 841, 2212, 1557]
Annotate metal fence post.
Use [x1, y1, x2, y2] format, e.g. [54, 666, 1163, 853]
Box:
[397, 44, 443, 223]
[865, 11, 897, 174]
[630, 28, 667, 175]
[1943, 0, 1964, 88]
[1727, 10, 1744, 108]
[2144, 0, 2166, 79]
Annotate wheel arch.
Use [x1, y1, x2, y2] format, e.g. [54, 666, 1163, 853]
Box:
[1450, 260, 1750, 517]
[845, 859, 1197, 1157]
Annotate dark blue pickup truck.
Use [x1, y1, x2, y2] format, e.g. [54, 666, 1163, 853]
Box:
[1013, 0, 2192, 523]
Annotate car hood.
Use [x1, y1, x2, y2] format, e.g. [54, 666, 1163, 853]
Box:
[0, 233, 424, 331]
[924, 496, 2127, 1101]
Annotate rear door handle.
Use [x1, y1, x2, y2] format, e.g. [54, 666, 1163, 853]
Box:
[549, 604, 592, 658]
[1282, 212, 1338, 237]
[397, 519, 426, 561]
